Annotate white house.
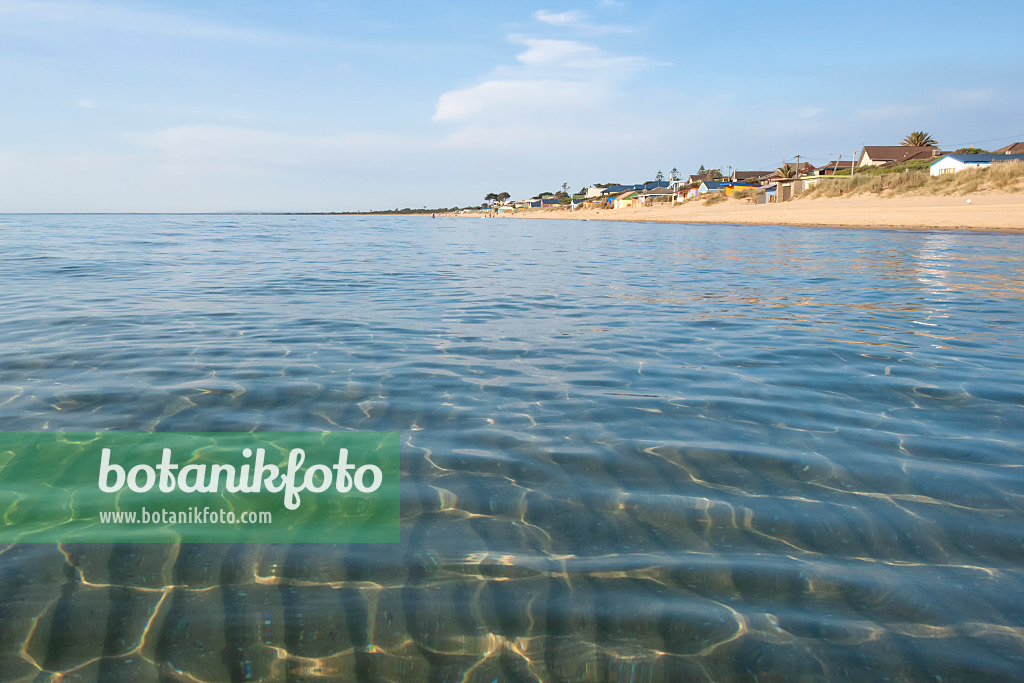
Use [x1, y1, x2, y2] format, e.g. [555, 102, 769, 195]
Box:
[930, 154, 1024, 176]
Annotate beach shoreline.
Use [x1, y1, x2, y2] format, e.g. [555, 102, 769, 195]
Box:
[448, 192, 1024, 233]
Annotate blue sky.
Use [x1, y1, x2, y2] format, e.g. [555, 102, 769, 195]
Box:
[2, 0, 1022, 212]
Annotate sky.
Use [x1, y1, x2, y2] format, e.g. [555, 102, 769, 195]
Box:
[2, 0, 1023, 212]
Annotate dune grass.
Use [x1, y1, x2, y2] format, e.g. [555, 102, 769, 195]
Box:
[801, 161, 1024, 199]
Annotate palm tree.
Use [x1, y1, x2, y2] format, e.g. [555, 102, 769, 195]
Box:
[776, 163, 796, 178]
[902, 131, 937, 147]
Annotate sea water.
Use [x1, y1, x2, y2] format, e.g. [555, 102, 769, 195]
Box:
[0, 214, 1022, 681]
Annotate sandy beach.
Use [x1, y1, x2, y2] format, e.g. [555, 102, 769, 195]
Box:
[462, 193, 1024, 233]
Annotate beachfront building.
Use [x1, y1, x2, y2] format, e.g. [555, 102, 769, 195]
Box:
[930, 153, 1024, 176]
[810, 161, 854, 176]
[731, 170, 771, 184]
[637, 187, 673, 204]
[858, 145, 944, 167]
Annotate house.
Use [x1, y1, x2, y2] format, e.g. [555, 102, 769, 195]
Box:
[810, 160, 854, 176]
[858, 146, 944, 167]
[688, 172, 719, 184]
[993, 142, 1024, 155]
[731, 170, 771, 183]
[637, 187, 673, 204]
[930, 153, 1024, 176]
[584, 184, 620, 198]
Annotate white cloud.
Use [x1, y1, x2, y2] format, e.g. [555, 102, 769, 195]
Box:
[534, 10, 587, 27]
[431, 30, 657, 143]
[533, 8, 628, 33]
[509, 36, 655, 73]
[432, 79, 602, 123]
[75, 98, 96, 109]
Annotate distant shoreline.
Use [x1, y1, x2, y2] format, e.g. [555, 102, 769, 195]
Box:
[443, 192, 1024, 234]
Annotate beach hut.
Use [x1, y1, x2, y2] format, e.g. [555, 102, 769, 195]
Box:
[613, 191, 640, 209]
[698, 181, 728, 194]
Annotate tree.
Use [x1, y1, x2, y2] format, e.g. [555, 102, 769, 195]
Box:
[484, 192, 497, 205]
[954, 148, 988, 154]
[776, 163, 797, 178]
[670, 167, 679, 182]
[496, 192, 511, 204]
[655, 170, 664, 182]
[902, 131, 938, 147]
[561, 182, 569, 195]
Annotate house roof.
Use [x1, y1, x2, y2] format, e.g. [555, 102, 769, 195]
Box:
[993, 142, 1024, 155]
[814, 160, 854, 171]
[932, 153, 1024, 164]
[861, 146, 942, 164]
[641, 187, 673, 196]
[733, 170, 771, 180]
[700, 181, 729, 189]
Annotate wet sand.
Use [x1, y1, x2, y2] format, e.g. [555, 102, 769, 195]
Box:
[460, 193, 1024, 233]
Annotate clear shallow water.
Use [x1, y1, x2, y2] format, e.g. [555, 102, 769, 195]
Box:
[1, 214, 1023, 681]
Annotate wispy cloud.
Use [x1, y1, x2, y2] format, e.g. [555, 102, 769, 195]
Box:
[512, 37, 650, 72]
[533, 8, 629, 34]
[432, 79, 603, 123]
[75, 98, 96, 109]
[429, 27, 661, 155]
[534, 10, 586, 27]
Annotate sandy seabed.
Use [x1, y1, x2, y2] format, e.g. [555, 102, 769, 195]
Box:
[460, 193, 1024, 233]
